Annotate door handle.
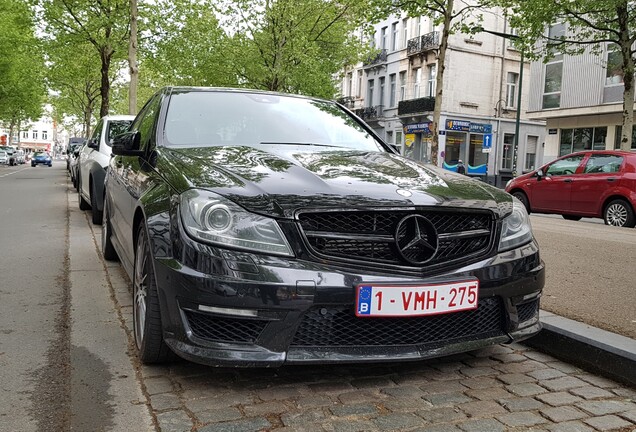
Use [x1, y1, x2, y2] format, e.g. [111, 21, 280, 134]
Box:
[607, 177, 616, 182]
[563, 178, 573, 183]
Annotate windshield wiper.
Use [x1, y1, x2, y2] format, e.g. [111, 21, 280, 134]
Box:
[259, 141, 341, 148]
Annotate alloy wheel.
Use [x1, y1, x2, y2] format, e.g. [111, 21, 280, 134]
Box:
[606, 203, 628, 226]
[133, 232, 149, 350]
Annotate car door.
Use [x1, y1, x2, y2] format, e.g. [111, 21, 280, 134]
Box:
[570, 153, 625, 216]
[528, 154, 586, 212]
[111, 95, 162, 261]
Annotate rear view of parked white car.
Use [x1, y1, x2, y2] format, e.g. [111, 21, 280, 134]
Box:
[78, 115, 134, 224]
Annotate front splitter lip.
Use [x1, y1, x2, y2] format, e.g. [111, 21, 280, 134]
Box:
[164, 321, 542, 368]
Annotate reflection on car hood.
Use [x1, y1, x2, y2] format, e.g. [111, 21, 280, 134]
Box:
[159, 145, 512, 219]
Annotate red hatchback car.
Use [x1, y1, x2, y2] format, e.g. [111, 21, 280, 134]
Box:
[505, 150, 636, 228]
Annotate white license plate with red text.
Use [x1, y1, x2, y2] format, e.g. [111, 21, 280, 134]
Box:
[355, 279, 479, 317]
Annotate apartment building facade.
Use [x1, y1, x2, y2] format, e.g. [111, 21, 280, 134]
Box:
[339, 6, 546, 187]
[526, 23, 636, 162]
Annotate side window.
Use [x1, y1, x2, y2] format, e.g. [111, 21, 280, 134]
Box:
[545, 155, 584, 176]
[584, 154, 623, 174]
[91, 120, 103, 145]
[131, 95, 161, 151]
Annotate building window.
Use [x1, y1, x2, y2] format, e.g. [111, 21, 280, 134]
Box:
[347, 72, 353, 97]
[613, 125, 636, 150]
[391, 22, 399, 51]
[379, 77, 385, 109]
[427, 64, 436, 97]
[22, 131, 28, 139]
[402, 18, 409, 48]
[380, 27, 388, 50]
[506, 72, 518, 108]
[413, 68, 421, 99]
[357, 71, 363, 97]
[33, 130, 38, 140]
[389, 74, 396, 107]
[399, 71, 406, 101]
[386, 131, 394, 149]
[606, 45, 624, 86]
[42, 130, 48, 140]
[525, 135, 538, 171]
[367, 79, 374, 107]
[559, 127, 607, 156]
[502, 133, 515, 169]
[396, 130, 403, 154]
[542, 56, 563, 109]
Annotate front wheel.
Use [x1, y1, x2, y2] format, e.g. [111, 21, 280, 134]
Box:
[512, 191, 530, 213]
[133, 223, 175, 363]
[604, 199, 636, 228]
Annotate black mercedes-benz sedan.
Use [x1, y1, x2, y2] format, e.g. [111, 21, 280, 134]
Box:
[103, 86, 544, 366]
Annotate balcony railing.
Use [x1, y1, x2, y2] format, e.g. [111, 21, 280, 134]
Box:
[355, 105, 384, 121]
[363, 49, 388, 67]
[336, 96, 355, 109]
[398, 97, 435, 116]
[407, 32, 440, 56]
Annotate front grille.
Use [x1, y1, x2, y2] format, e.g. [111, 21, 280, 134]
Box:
[184, 310, 268, 343]
[517, 299, 540, 323]
[290, 297, 505, 347]
[298, 210, 494, 268]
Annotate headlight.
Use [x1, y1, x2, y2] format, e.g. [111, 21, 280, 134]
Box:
[180, 189, 293, 256]
[505, 179, 513, 188]
[498, 198, 533, 251]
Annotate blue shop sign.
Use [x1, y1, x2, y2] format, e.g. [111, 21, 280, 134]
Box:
[445, 119, 492, 134]
[404, 122, 431, 134]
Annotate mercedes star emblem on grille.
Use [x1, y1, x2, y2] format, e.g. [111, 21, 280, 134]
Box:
[395, 214, 438, 264]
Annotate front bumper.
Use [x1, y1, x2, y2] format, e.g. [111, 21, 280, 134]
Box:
[151, 230, 544, 367]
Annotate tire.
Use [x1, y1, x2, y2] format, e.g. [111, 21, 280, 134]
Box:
[562, 215, 582, 221]
[90, 181, 103, 225]
[512, 191, 530, 213]
[604, 199, 636, 228]
[101, 198, 118, 261]
[133, 222, 175, 363]
[31, 163, 35, 167]
[78, 177, 91, 210]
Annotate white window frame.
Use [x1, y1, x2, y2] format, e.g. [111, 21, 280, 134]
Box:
[391, 22, 399, 51]
[506, 72, 518, 108]
[402, 18, 409, 48]
[427, 64, 436, 97]
[414, 68, 422, 99]
[399, 71, 406, 101]
[389, 74, 396, 107]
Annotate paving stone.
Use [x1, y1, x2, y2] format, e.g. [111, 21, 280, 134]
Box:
[424, 370, 464, 381]
[242, 401, 287, 417]
[329, 403, 378, 417]
[393, 372, 432, 386]
[430, 361, 466, 373]
[351, 377, 395, 389]
[197, 407, 243, 423]
[155, 410, 193, 432]
[612, 388, 636, 398]
[459, 367, 499, 378]
[523, 351, 559, 363]
[498, 397, 546, 412]
[462, 358, 501, 368]
[545, 421, 595, 432]
[382, 386, 426, 398]
[619, 410, 636, 423]
[496, 411, 549, 427]
[324, 420, 378, 432]
[505, 383, 548, 397]
[337, 390, 383, 404]
[381, 397, 434, 412]
[150, 393, 182, 411]
[491, 353, 527, 363]
[276, 425, 328, 432]
[281, 409, 326, 426]
[295, 395, 334, 408]
[373, 413, 426, 430]
[583, 415, 633, 431]
[198, 417, 272, 432]
[465, 387, 513, 401]
[144, 376, 175, 395]
[308, 381, 355, 393]
[527, 368, 567, 381]
[575, 374, 619, 389]
[542, 377, 588, 392]
[460, 377, 500, 390]
[472, 345, 515, 357]
[540, 406, 587, 422]
[420, 380, 467, 394]
[459, 400, 507, 418]
[412, 425, 462, 432]
[184, 394, 255, 412]
[495, 360, 545, 374]
[458, 418, 506, 432]
[569, 386, 615, 400]
[546, 361, 582, 374]
[424, 392, 473, 406]
[576, 400, 636, 416]
[416, 407, 467, 424]
[536, 392, 584, 407]
[497, 373, 536, 385]
[256, 386, 305, 401]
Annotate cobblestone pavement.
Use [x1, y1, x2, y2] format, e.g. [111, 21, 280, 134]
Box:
[101, 242, 636, 432]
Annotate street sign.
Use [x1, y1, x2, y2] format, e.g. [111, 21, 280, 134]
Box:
[482, 133, 493, 153]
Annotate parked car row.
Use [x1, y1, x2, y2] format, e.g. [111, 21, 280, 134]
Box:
[0, 145, 27, 166]
[65, 87, 548, 369]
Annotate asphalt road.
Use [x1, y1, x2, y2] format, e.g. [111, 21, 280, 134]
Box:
[531, 214, 636, 339]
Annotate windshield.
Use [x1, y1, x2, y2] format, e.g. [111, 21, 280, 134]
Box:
[163, 91, 385, 152]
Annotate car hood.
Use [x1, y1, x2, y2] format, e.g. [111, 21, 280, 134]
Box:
[159, 145, 513, 219]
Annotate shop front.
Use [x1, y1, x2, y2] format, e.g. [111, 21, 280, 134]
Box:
[441, 119, 492, 178]
[402, 122, 432, 163]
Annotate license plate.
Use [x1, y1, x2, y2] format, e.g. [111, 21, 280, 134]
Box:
[355, 279, 479, 317]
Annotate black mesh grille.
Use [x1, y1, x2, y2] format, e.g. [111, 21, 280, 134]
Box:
[298, 210, 494, 267]
[290, 297, 505, 347]
[517, 300, 539, 323]
[184, 310, 268, 343]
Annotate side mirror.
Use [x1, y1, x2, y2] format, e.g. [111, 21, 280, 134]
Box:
[535, 168, 545, 180]
[112, 131, 144, 157]
[73, 149, 80, 157]
[88, 138, 99, 149]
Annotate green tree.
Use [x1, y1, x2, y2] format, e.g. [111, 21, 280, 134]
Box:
[38, 0, 130, 117]
[500, 0, 636, 149]
[0, 0, 46, 140]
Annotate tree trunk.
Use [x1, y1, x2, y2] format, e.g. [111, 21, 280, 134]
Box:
[430, 0, 453, 167]
[128, 0, 139, 115]
[618, 4, 634, 150]
[99, 47, 112, 118]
